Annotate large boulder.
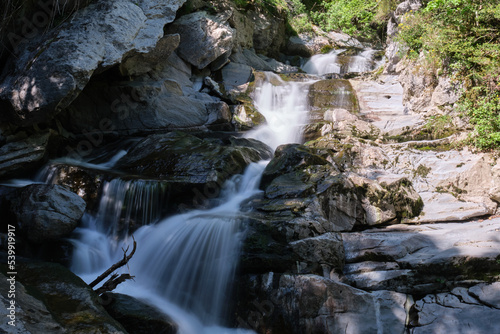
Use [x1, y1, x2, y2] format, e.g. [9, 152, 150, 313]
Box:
[115, 132, 272, 210]
[308, 79, 359, 121]
[249, 9, 286, 57]
[0, 0, 187, 126]
[260, 144, 330, 189]
[9, 184, 86, 243]
[57, 52, 229, 134]
[103, 293, 177, 334]
[116, 132, 271, 181]
[166, 11, 235, 69]
[286, 33, 331, 58]
[0, 262, 127, 333]
[119, 33, 181, 77]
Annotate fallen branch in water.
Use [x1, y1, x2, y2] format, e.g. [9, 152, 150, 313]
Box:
[89, 236, 136, 293]
[95, 273, 134, 295]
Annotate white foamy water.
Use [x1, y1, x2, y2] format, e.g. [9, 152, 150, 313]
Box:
[302, 49, 343, 76]
[302, 48, 384, 76]
[245, 72, 312, 150]
[70, 73, 316, 333]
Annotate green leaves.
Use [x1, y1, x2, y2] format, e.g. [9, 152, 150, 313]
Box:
[397, 0, 500, 150]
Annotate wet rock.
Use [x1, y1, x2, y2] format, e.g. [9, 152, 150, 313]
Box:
[308, 79, 359, 121]
[0, 0, 187, 125]
[231, 104, 266, 130]
[166, 11, 234, 69]
[0, 132, 50, 178]
[412, 286, 500, 333]
[9, 184, 86, 243]
[117, 132, 270, 181]
[103, 293, 177, 334]
[236, 273, 409, 334]
[264, 173, 315, 199]
[115, 132, 271, 211]
[8, 262, 127, 333]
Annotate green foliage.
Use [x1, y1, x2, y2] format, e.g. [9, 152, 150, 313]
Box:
[396, 0, 500, 150]
[462, 90, 500, 150]
[424, 115, 455, 139]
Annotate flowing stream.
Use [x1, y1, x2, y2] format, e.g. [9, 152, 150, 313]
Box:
[65, 72, 313, 333]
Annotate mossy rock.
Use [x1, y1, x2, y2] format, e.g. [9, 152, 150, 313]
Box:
[260, 144, 330, 189]
[308, 79, 359, 121]
[3, 262, 127, 333]
[116, 132, 271, 183]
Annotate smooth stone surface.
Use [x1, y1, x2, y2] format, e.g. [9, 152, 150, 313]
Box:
[0, 272, 64, 333]
[350, 75, 423, 135]
[9, 184, 86, 243]
[166, 11, 234, 69]
[343, 219, 500, 266]
[103, 293, 177, 334]
[290, 233, 345, 270]
[4, 262, 127, 333]
[412, 288, 500, 333]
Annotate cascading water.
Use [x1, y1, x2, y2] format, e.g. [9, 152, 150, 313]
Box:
[345, 48, 378, 73]
[302, 49, 343, 76]
[302, 47, 384, 76]
[69, 72, 314, 333]
[246, 72, 311, 150]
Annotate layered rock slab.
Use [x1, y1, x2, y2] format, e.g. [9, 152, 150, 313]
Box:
[343, 219, 500, 293]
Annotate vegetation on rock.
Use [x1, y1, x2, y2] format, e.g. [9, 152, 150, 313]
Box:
[396, 0, 500, 150]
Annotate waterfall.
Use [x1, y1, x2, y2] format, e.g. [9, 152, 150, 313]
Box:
[302, 50, 342, 76]
[302, 48, 384, 76]
[246, 72, 311, 150]
[70, 73, 314, 333]
[345, 48, 378, 73]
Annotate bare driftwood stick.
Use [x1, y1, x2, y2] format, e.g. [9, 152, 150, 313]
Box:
[89, 237, 137, 289]
[95, 273, 135, 295]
